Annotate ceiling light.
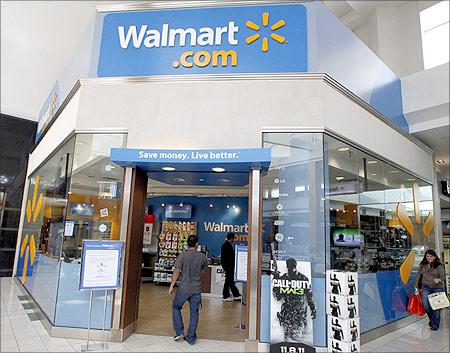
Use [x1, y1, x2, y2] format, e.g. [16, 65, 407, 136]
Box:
[295, 185, 306, 192]
[174, 177, 185, 182]
[389, 170, 399, 174]
[371, 173, 377, 176]
[218, 178, 230, 183]
[338, 147, 349, 152]
[161, 203, 165, 207]
[367, 160, 378, 164]
[232, 204, 236, 208]
[226, 204, 230, 209]
[436, 159, 445, 164]
[180, 202, 183, 206]
[407, 178, 416, 181]
[199, 178, 205, 182]
[209, 203, 213, 208]
[353, 210, 357, 213]
[162, 167, 175, 171]
[212, 167, 225, 172]
[336, 176, 345, 181]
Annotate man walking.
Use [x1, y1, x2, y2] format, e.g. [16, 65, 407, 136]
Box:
[221, 232, 242, 301]
[169, 235, 208, 345]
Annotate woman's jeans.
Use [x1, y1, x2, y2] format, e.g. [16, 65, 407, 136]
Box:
[421, 285, 444, 329]
[172, 288, 202, 344]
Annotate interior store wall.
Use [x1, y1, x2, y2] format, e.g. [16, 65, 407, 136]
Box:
[148, 196, 248, 258]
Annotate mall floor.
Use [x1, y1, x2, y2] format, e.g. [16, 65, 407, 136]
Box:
[1, 277, 449, 352]
[136, 283, 246, 342]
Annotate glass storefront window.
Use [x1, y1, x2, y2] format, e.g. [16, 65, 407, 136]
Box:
[16, 133, 126, 329]
[324, 134, 435, 332]
[16, 136, 76, 323]
[55, 133, 126, 329]
[260, 132, 326, 347]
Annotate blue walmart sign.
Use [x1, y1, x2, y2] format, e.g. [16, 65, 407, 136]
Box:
[98, 4, 307, 76]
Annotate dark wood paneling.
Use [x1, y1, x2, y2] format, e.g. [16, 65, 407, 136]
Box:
[120, 168, 147, 329]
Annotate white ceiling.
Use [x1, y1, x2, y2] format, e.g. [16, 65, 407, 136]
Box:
[0, 1, 119, 121]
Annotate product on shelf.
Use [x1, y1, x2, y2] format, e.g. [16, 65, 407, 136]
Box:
[154, 221, 197, 282]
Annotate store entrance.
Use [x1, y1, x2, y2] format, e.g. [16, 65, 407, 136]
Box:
[136, 174, 250, 341]
[110, 147, 270, 343]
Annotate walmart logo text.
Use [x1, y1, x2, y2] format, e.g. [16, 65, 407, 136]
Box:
[117, 12, 286, 69]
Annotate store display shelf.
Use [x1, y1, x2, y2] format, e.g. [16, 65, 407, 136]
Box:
[141, 276, 154, 282]
[142, 266, 154, 270]
[154, 269, 174, 273]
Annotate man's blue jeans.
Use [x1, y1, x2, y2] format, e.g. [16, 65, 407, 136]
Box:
[172, 288, 201, 344]
[421, 285, 444, 329]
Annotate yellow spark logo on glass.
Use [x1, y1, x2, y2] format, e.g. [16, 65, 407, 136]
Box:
[20, 175, 43, 284]
[397, 182, 434, 284]
[246, 12, 286, 52]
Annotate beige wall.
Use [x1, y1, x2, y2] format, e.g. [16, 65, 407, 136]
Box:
[29, 75, 433, 182]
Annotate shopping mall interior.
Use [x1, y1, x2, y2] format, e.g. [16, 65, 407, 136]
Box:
[1, 1, 449, 353]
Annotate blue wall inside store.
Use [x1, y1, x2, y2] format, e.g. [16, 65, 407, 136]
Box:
[148, 196, 248, 257]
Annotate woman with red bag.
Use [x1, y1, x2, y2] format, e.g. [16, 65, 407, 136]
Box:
[414, 250, 446, 331]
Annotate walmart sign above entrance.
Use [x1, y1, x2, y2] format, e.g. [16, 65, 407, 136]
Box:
[98, 4, 307, 76]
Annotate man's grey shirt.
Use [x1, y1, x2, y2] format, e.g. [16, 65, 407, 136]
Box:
[174, 250, 208, 294]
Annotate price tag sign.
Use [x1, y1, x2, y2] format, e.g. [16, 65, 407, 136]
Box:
[80, 240, 123, 290]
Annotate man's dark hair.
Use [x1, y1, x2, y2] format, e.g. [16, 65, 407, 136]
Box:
[187, 235, 198, 248]
[226, 232, 235, 240]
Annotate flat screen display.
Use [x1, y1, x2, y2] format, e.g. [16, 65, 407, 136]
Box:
[332, 228, 363, 247]
[69, 203, 94, 216]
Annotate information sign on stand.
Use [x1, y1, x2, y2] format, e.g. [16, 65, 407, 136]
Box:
[234, 245, 247, 330]
[79, 240, 123, 352]
[234, 245, 248, 283]
[80, 241, 123, 290]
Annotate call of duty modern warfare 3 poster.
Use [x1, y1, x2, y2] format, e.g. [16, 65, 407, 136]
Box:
[270, 259, 316, 352]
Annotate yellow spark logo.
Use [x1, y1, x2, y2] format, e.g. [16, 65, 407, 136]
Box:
[245, 12, 286, 53]
[398, 183, 434, 284]
[20, 175, 43, 284]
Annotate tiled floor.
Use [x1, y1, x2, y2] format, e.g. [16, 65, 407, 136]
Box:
[1, 277, 448, 352]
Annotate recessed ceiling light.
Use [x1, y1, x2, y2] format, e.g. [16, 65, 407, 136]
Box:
[336, 176, 345, 181]
[371, 173, 377, 176]
[389, 170, 399, 174]
[199, 178, 205, 182]
[436, 159, 445, 164]
[407, 178, 416, 181]
[162, 167, 175, 171]
[218, 178, 230, 183]
[212, 167, 225, 172]
[367, 160, 378, 164]
[174, 177, 185, 182]
[338, 147, 349, 152]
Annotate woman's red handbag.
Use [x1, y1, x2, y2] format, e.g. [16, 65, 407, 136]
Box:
[407, 293, 425, 316]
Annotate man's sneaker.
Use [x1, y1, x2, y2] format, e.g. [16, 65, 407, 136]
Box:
[222, 297, 234, 302]
[233, 296, 242, 301]
[174, 335, 184, 342]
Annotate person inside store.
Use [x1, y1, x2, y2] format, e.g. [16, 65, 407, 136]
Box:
[414, 249, 446, 331]
[169, 235, 208, 345]
[221, 232, 242, 302]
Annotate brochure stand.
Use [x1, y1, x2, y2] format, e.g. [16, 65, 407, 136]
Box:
[79, 241, 123, 352]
